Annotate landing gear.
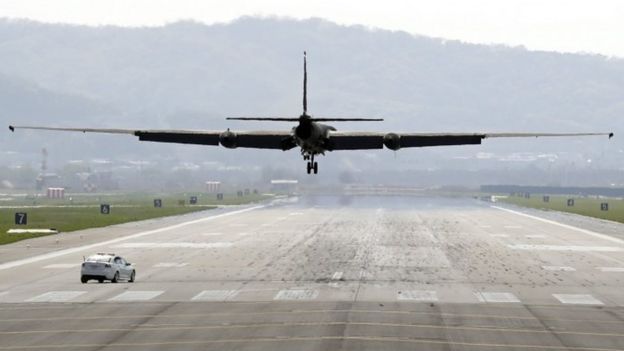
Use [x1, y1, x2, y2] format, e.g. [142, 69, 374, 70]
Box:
[306, 161, 318, 174]
[305, 154, 318, 174]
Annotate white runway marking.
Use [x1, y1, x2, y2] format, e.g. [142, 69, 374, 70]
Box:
[115, 242, 232, 249]
[43, 263, 79, 269]
[492, 206, 624, 245]
[153, 262, 188, 268]
[553, 294, 604, 305]
[525, 235, 546, 239]
[508, 244, 623, 252]
[475, 292, 520, 303]
[202, 233, 223, 236]
[192, 290, 238, 301]
[289, 212, 304, 216]
[542, 266, 576, 271]
[108, 291, 163, 302]
[0, 205, 265, 271]
[274, 289, 319, 300]
[26, 291, 86, 302]
[331, 271, 343, 280]
[490, 234, 509, 238]
[397, 290, 438, 302]
[597, 267, 624, 272]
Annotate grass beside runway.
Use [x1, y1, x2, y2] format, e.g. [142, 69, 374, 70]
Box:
[499, 194, 624, 224]
[0, 192, 270, 245]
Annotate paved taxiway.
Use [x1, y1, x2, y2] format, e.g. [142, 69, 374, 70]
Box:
[1, 195, 623, 350]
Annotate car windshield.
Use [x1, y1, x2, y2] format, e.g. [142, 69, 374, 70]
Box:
[86, 256, 112, 263]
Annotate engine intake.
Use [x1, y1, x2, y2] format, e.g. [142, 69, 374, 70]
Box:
[219, 130, 238, 148]
[383, 133, 401, 150]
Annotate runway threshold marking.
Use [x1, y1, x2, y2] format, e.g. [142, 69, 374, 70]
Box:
[397, 290, 438, 302]
[492, 205, 624, 245]
[553, 294, 604, 305]
[0, 205, 264, 271]
[108, 291, 164, 302]
[26, 291, 86, 303]
[475, 292, 520, 303]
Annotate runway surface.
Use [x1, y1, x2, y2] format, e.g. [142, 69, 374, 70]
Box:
[1, 195, 624, 350]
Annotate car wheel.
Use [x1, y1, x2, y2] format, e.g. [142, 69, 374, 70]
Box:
[81, 276, 88, 284]
[129, 270, 135, 283]
[111, 271, 119, 283]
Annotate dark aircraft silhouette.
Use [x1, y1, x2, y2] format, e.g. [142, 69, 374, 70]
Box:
[9, 52, 613, 174]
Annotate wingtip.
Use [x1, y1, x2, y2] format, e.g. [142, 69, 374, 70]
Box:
[8, 125, 14, 132]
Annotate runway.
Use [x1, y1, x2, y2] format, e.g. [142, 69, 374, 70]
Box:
[1, 195, 623, 350]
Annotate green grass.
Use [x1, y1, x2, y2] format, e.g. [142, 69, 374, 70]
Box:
[499, 194, 624, 224]
[0, 192, 271, 245]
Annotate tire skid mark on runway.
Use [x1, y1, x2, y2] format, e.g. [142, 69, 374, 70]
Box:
[0, 335, 620, 351]
[0, 205, 265, 271]
[2, 320, 624, 338]
[1, 307, 622, 325]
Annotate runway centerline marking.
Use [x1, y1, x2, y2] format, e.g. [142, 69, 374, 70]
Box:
[26, 291, 86, 303]
[153, 262, 188, 268]
[43, 263, 79, 269]
[0, 205, 264, 271]
[191, 290, 239, 301]
[492, 205, 624, 245]
[475, 292, 520, 303]
[108, 291, 163, 302]
[597, 267, 624, 272]
[114, 242, 232, 249]
[508, 244, 623, 252]
[553, 294, 604, 305]
[542, 266, 576, 271]
[397, 290, 438, 302]
[274, 289, 319, 300]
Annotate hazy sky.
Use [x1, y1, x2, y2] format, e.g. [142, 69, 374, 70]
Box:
[1, 0, 623, 57]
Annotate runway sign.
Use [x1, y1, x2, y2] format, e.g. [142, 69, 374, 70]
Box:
[567, 199, 574, 207]
[601, 203, 609, 211]
[154, 199, 162, 208]
[100, 204, 110, 215]
[189, 196, 198, 204]
[14, 212, 27, 225]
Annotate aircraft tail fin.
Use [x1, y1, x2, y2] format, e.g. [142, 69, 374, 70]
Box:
[303, 51, 307, 115]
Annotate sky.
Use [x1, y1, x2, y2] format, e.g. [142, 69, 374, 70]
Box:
[0, 0, 623, 57]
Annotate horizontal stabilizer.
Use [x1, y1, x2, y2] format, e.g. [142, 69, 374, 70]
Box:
[226, 117, 383, 122]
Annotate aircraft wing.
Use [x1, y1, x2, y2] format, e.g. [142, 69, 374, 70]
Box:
[327, 131, 613, 150]
[8, 125, 297, 149]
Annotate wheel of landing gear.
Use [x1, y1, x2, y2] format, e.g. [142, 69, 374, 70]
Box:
[306, 162, 312, 174]
[313, 162, 318, 174]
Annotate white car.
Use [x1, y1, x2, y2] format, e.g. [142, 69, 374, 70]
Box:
[81, 253, 136, 283]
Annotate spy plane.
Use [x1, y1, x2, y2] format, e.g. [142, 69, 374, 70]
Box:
[9, 52, 613, 174]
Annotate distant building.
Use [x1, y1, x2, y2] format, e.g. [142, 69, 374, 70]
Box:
[205, 181, 221, 193]
[46, 187, 65, 199]
[270, 179, 298, 194]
